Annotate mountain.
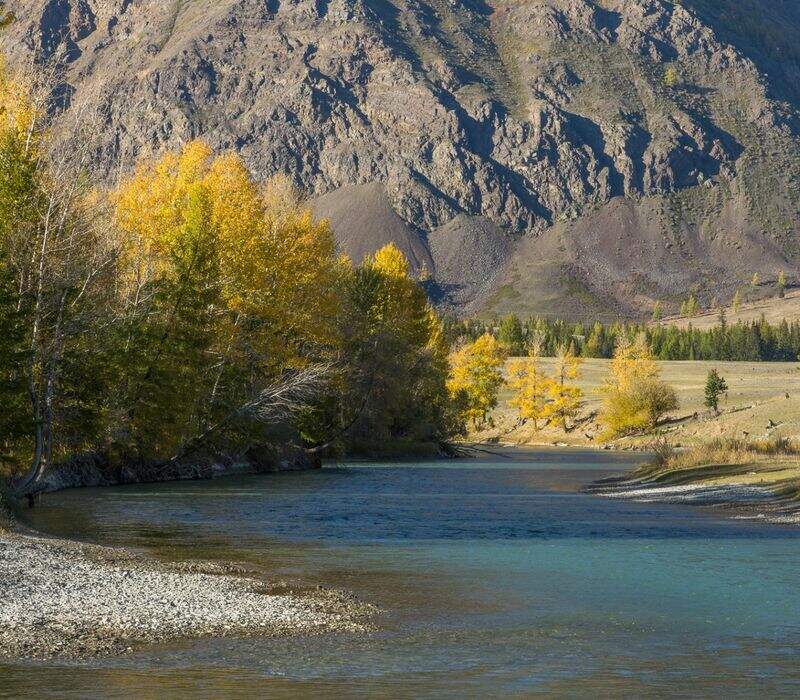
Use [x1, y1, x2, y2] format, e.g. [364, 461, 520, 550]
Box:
[4, 0, 800, 318]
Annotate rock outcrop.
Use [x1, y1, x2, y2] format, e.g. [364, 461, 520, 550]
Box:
[3, 0, 800, 316]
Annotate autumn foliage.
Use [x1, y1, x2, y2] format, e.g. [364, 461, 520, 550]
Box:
[0, 59, 461, 489]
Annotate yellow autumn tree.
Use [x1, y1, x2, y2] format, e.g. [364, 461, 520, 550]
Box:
[113, 141, 341, 456]
[507, 356, 547, 430]
[600, 333, 678, 439]
[541, 344, 583, 431]
[448, 333, 507, 428]
[115, 141, 339, 366]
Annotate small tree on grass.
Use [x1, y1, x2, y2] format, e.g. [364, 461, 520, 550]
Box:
[704, 369, 728, 414]
[652, 301, 662, 323]
[600, 334, 679, 439]
[507, 355, 547, 431]
[541, 344, 583, 431]
[664, 66, 680, 88]
[732, 290, 742, 314]
[447, 333, 507, 429]
[777, 270, 787, 299]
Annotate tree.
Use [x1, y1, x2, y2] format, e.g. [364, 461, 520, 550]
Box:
[652, 301, 662, 323]
[0, 1, 13, 29]
[448, 333, 507, 428]
[0, 252, 30, 469]
[704, 369, 728, 414]
[328, 243, 457, 453]
[664, 66, 680, 88]
[0, 58, 117, 494]
[114, 141, 342, 460]
[683, 294, 699, 317]
[732, 289, 742, 314]
[497, 314, 525, 356]
[751, 272, 760, 288]
[777, 270, 787, 299]
[600, 334, 679, 439]
[583, 321, 605, 358]
[541, 344, 583, 431]
[507, 356, 546, 430]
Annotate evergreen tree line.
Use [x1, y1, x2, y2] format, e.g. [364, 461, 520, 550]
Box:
[0, 62, 460, 494]
[445, 313, 800, 362]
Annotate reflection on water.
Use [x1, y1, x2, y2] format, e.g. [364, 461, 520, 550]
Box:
[3, 448, 800, 698]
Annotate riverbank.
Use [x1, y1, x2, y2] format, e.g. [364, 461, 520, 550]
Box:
[0, 492, 374, 660]
[586, 455, 800, 525]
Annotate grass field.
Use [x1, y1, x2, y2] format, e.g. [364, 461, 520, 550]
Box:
[474, 358, 800, 448]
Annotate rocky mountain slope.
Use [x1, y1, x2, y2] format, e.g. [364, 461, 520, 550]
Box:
[4, 0, 800, 318]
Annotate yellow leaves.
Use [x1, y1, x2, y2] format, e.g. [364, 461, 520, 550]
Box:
[540, 345, 583, 430]
[508, 357, 547, 428]
[114, 139, 342, 363]
[448, 333, 507, 427]
[0, 58, 38, 147]
[607, 333, 658, 394]
[371, 242, 410, 279]
[360, 243, 431, 346]
[507, 345, 583, 431]
[600, 333, 678, 440]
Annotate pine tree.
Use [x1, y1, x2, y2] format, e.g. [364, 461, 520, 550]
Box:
[0, 252, 30, 467]
[777, 270, 787, 299]
[651, 301, 662, 323]
[732, 290, 742, 314]
[497, 314, 525, 356]
[704, 369, 728, 414]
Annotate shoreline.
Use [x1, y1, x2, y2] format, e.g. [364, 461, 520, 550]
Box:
[0, 492, 375, 661]
[585, 465, 800, 526]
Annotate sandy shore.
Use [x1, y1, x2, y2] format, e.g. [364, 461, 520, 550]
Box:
[0, 528, 374, 660]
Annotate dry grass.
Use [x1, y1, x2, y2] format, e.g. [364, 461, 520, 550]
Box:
[473, 358, 800, 448]
[652, 436, 800, 471]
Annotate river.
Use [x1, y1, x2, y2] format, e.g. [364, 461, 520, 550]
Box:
[3, 448, 800, 698]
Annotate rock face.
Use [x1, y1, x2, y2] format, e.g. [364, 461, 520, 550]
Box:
[3, 0, 800, 316]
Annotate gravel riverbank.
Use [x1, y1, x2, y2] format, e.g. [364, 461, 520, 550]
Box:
[0, 528, 375, 660]
[586, 473, 800, 525]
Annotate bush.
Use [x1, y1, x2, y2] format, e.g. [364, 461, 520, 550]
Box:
[601, 376, 679, 439]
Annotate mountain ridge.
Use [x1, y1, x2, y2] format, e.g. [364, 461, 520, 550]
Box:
[3, 0, 800, 318]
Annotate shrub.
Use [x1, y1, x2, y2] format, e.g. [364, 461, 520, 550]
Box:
[601, 376, 679, 439]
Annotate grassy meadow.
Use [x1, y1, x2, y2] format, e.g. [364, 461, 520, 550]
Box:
[473, 358, 800, 449]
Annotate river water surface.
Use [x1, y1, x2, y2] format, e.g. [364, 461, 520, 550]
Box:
[3, 449, 800, 698]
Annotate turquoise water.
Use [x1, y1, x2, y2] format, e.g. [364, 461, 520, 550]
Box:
[3, 449, 800, 698]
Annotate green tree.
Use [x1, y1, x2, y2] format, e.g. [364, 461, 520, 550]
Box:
[324, 244, 458, 455]
[652, 301, 663, 323]
[497, 314, 525, 356]
[0, 253, 30, 470]
[777, 270, 787, 299]
[704, 369, 728, 414]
